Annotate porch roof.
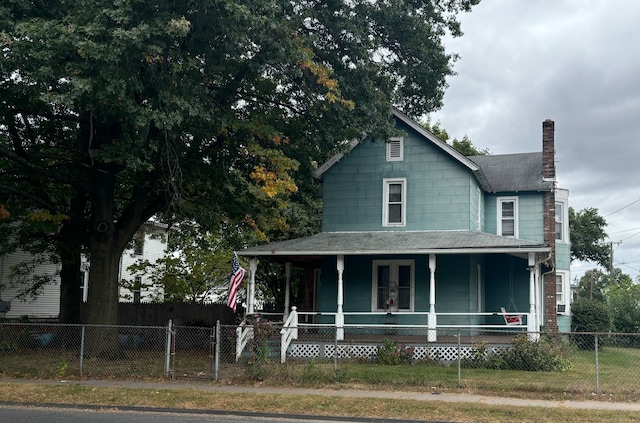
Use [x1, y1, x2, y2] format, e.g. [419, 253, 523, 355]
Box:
[237, 230, 549, 265]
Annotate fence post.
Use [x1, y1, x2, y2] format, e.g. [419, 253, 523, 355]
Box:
[595, 333, 600, 394]
[457, 329, 461, 389]
[214, 320, 220, 381]
[79, 324, 85, 376]
[165, 319, 172, 379]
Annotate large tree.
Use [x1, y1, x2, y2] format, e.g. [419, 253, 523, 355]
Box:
[0, 0, 480, 336]
[569, 207, 610, 269]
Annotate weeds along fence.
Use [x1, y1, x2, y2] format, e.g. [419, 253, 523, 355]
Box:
[1, 321, 640, 399]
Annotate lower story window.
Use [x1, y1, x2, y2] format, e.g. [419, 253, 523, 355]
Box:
[372, 260, 414, 311]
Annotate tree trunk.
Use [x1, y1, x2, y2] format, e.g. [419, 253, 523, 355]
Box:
[58, 193, 88, 324]
[84, 233, 123, 358]
[58, 247, 83, 324]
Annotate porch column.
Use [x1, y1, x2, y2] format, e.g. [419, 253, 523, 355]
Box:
[336, 255, 344, 341]
[428, 254, 437, 342]
[248, 257, 257, 314]
[528, 253, 539, 340]
[284, 262, 292, 322]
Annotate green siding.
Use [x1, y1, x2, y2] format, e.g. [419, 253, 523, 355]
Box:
[556, 243, 571, 271]
[484, 193, 544, 242]
[322, 122, 477, 232]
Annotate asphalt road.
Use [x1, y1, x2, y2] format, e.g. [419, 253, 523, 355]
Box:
[0, 404, 457, 423]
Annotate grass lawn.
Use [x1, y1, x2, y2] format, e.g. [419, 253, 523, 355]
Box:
[1, 345, 640, 402]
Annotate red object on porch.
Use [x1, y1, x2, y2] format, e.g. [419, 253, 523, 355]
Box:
[501, 307, 523, 326]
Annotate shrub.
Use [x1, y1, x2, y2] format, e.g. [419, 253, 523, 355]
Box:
[375, 338, 414, 365]
[461, 342, 508, 369]
[502, 335, 573, 372]
[571, 298, 610, 350]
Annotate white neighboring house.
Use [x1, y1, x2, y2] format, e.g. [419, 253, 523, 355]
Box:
[0, 222, 169, 319]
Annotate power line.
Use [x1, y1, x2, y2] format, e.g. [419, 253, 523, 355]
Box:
[604, 197, 640, 217]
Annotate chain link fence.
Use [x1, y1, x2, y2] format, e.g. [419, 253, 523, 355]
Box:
[1, 321, 640, 399]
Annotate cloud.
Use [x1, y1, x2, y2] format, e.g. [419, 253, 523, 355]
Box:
[431, 0, 640, 280]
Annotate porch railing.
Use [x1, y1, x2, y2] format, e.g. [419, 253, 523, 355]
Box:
[293, 311, 530, 332]
[235, 319, 254, 362]
[280, 306, 298, 363]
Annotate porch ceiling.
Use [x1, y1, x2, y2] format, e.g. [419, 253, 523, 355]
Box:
[237, 230, 549, 266]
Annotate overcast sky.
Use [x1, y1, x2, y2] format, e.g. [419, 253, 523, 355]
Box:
[429, 0, 640, 282]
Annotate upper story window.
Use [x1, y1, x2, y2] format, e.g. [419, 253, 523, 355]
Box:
[497, 197, 518, 237]
[383, 178, 406, 227]
[555, 201, 569, 243]
[386, 137, 403, 161]
[372, 260, 414, 311]
[134, 233, 144, 256]
[555, 202, 563, 241]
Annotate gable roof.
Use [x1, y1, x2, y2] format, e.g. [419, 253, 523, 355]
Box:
[468, 153, 553, 193]
[313, 107, 479, 180]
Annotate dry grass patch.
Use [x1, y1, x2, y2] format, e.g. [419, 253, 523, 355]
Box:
[1, 382, 640, 423]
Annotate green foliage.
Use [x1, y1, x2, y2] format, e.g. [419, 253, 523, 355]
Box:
[462, 337, 573, 372]
[571, 297, 611, 332]
[375, 338, 415, 365]
[421, 119, 489, 155]
[461, 342, 508, 369]
[126, 225, 234, 303]
[569, 207, 610, 268]
[501, 335, 573, 372]
[244, 322, 278, 381]
[0, 0, 480, 326]
[571, 297, 611, 350]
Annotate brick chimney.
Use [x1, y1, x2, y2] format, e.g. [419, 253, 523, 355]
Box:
[542, 119, 558, 333]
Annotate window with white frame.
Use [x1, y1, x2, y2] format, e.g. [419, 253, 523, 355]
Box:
[383, 178, 406, 226]
[555, 201, 565, 242]
[372, 260, 414, 311]
[497, 197, 518, 237]
[386, 137, 403, 161]
[556, 272, 568, 313]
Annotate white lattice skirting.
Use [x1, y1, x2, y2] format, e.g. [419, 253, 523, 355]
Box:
[288, 342, 508, 362]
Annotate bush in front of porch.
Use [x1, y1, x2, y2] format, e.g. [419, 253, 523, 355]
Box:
[462, 335, 573, 372]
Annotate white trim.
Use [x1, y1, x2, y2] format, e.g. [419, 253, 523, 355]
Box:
[382, 178, 407, 227]
[386, 137, 403, 161]
[371, 260, 415, 312]
[476, 186, 482, 231]
[497, 196, 518, 238]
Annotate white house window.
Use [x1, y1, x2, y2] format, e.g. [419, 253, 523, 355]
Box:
[372, 260, 414, 311]
[383, 178, 406, 226]
[497, 197, 518, 237]
[555, 201, 568, 242]
[134, 233, 144, 256]
[386, 137, 403, 161]
[556, 272, 569, 314]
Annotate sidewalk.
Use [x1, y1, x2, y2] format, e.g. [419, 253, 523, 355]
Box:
[5, 378, 640, 412]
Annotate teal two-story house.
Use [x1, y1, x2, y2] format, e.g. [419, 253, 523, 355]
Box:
[238, 108, 571, 339]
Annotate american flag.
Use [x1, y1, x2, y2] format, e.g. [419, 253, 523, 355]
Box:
[227, 252, 246, 312]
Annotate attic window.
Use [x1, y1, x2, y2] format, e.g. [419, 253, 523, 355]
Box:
[386, 137, 403, 161]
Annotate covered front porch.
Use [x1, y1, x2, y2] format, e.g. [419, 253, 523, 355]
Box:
[237, 230, 551, 362]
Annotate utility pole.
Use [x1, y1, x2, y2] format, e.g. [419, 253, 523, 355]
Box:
[608, 241, 622, 274]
